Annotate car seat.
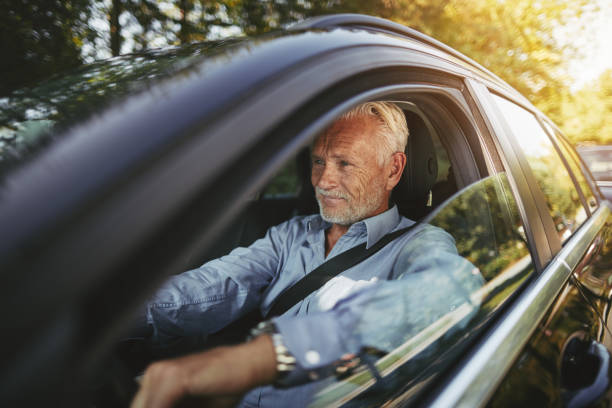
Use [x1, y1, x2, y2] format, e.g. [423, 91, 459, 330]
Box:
[392, 110, 439, 220]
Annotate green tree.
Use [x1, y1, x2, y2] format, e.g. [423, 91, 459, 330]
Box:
[559, 69, 612, 144]
[5, 0, 605, 145]
[105, 0, 170, 55]
[237, 0, 332, 34]
[0, 0, 95, 95]
[226, 0, 595, 128]
[174, 0, 242, 42]
[109, 0, 122, 56]
[105, 0, 242, 54]
[333, 0, 590, 123]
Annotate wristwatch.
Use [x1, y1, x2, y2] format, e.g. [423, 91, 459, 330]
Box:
[250, 321, 297, 383]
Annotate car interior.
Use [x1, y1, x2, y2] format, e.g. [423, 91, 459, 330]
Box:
[199, 102, 458, 266]
[94, 99, 462, 406]
[98, 95, 534, 406]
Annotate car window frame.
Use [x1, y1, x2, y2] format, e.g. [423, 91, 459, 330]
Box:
[0, 58, 492, 406]
[300, 74, 536, 407]
[465, 79, 556, 270]
[536, 115, 596, 216]
[485, 90, 592, 253]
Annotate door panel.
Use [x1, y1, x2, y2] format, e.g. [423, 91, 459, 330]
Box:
[489, 210, 612, 406]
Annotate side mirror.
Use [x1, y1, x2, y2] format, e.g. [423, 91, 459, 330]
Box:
[561, 337, 612, 408]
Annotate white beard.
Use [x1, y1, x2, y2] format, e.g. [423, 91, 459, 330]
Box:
[316, 185, 386, 225]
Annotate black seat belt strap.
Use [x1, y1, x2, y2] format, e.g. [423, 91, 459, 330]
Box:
[266, 222, 419, 318]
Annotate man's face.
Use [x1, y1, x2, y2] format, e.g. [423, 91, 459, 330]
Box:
[311, 115, 391, 225]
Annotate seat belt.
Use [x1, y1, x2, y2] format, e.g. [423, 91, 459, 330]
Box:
[266, 222, 419, 318]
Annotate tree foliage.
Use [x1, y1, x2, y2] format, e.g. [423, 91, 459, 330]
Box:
[559, 70, 612, 144]
[104, 0, 244, 55]
[3, 0, 609, 145]
[0, 0, 95, 95]
[331, 0, 592, 124]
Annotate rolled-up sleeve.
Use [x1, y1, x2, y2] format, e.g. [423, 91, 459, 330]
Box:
[272, 225, 484, 383]
[143, 220, 292, 343]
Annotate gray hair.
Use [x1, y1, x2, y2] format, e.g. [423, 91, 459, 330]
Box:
[339, 101, 409, 165]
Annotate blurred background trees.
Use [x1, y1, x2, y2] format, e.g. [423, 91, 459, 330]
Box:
[1, 0, 96, 95]
[559, 69, 612, 144]
[1, 0, 610, 144]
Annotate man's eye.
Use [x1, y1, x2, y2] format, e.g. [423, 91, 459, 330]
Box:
[313, 159, 324, 166]
[340, 160, 350, 167]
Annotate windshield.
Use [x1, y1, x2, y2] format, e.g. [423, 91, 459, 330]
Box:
[0, 39, 245, 177]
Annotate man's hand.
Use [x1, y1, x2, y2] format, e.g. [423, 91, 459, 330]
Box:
[130, 335, 277, 408]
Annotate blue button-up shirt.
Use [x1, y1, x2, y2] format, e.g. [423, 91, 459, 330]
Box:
[144, 206, 482, 407]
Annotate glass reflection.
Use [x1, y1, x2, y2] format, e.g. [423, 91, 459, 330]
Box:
[540, 121, 598, 213]
[311, 173, 533, 407]
[0, 38, 246, 177]
[492, 94, 587, 243]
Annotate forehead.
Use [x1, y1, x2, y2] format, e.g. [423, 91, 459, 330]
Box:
[313, 115, 380, 155]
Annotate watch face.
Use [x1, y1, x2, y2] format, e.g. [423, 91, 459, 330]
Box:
[250, 321, 277, 338]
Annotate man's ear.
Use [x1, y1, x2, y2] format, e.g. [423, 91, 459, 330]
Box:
[386, 152, 406, 191]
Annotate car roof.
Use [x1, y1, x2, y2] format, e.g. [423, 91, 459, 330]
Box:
[292, 15, 502, 82]
[289, 14, 529, 101]
[1, 14, 540, 322]
[1, 14, 532, 187]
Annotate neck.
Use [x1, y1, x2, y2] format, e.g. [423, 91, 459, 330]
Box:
[324, 223, 349, 257]
[323, 204, 390, 257]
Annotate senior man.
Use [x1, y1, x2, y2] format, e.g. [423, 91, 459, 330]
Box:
[131, 102, 482, 407]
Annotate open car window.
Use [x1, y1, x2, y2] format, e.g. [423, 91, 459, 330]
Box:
[261, 159, 301, 199]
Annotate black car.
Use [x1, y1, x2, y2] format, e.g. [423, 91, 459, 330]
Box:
[1, 14, 611, 408]
[577, 145, 612, 201]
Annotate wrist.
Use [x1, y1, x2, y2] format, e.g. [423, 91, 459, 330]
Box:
[243, 333, 278, 386]
[249, 321, 297, 386]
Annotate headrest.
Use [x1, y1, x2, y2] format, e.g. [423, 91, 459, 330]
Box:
[392, 110, 438, 219]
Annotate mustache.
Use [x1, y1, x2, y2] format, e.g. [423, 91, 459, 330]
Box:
[315, 187, 349, 200]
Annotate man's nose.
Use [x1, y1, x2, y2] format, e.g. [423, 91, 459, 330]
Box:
[313, 164, 338, 190]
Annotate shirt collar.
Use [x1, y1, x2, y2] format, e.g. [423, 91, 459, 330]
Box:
[307, 215, 330, 233]
[307, 205, 402, 249]
[362, 205, 402, 249]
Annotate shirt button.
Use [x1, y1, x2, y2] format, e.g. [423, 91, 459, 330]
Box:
[305, 350, 321, 365]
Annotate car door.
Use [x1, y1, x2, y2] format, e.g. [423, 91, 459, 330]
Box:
[282, 71, 546, 406]
[486, 90, 612, 407]
[425, 80, 612, 407]
[0, 35, 512, 406]
[3, 36, 442, 406]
